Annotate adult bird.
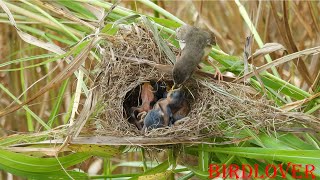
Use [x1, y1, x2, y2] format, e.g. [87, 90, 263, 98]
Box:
[172, 25, 220, 89]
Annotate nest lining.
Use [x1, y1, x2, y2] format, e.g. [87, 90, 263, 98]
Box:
[84, 24, 319, 141]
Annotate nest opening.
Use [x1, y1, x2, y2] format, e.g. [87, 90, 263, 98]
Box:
[123, 80, 173, 129]
[123, 80, 193, 130]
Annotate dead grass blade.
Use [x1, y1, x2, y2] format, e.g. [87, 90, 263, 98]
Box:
[2, 1, 82, 37]
[252, 66, 267, 95]
[311, 70, 320, 93]
[308, 1, 320, 35]
[68, 91, 97, 138]
[37, 136, 207, 145]
[0, 37, 99, 117]
[83, 3, 104, 20]
[291, 2, 314, 39]
[4, 147, 61, 156]
[0, 0, 65, 54]
[235, 46, 320, 83]
[270, 2, 291, 52]
[121, 56, 173, 74]
[36, 136, 240, 145]
[196, 70, 236, 82]
[283, 1, 313, 86]
[281, 92, 320, 112]
[280, 112, 320, 131]
[270, 1, 313, 86]
[243, 35, 253, 77]
[249, 42, 287, 61]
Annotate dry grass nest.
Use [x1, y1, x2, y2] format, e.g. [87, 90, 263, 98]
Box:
[78, 24, 319, 144]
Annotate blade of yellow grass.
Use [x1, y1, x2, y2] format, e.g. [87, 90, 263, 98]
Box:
[0, 37, 99, 117]
[282, 1, 313, 86]
[0, 0, 65, 54]
[236, 46, 320, 83]
[2, 1, 83, 37]
[281, 92, 320, 111]
[69, 70, 83, 125]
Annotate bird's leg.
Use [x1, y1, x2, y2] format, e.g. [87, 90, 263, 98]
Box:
[130, 107, 143, 130]
[137, 111, 147, 122]
[203, 55, 223, 82]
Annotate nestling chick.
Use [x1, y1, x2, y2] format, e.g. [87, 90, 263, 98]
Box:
[173, 25, 216, 89]
[171, 99, 190, 125]
[142, 88, 190, 131]
[142, 108, 165, 131]
[131, 82, 155, 130]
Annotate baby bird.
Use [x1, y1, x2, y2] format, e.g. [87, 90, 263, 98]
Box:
[172, 25, 216, 89]
[142, 88, 190, 131]
[171, 98, 190, 125]
[142, 107, 165, 131]
[131, 82, 155, 130]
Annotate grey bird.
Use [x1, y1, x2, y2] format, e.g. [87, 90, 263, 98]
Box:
[172, 25, 216, 89]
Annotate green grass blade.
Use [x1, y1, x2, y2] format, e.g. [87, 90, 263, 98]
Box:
[199, 147, 320, 169]
[278, 134, 317, 150]
[150, 16, 181, 29]
[0, 149, 91, 172]
[198, 144, 209, 172]
[250, 78, 286, 105]
[68, 144, 120, 158]
[0, 83, 50, 130]
[0, 132, 48, 146]
[20, 61, 34, 132]
[20, 0, 79, 41]
[47, 78, 69, 128]
[260, 75, 308, 100]
[129, 161, 170, 180]
[3, 1, 82, 37]
[0, 53, 54, 68]
[57, 0, 96, 20]
[0, 162, 89, 180]
[137, 0, 184, 24]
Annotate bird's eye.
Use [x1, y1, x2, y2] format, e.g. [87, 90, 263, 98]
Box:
[207, 39, 215, 46]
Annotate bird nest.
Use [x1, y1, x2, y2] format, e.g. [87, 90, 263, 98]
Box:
[75, 24, 320, 145]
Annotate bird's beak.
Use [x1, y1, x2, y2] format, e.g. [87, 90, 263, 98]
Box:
[171, 83, 181, 90]
[204, 46, 212, 57]
[171, 85, 176, 91]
